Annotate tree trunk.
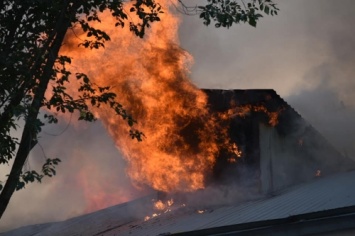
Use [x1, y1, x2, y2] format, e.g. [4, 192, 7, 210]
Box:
[0, 2, 77, 219]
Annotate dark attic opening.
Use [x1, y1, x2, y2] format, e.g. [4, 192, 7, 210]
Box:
[203, 89, 355, 195]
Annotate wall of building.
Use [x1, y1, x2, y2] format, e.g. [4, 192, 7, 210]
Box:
[259, 120, 354, 194]
[260, 124, 315, 193]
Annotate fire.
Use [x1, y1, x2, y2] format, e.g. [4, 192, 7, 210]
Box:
[60, 0, 238, 194]
[154, 199, 174, 211]
[227, 157, 237, 163]
[58, 0, 282, 199]
[144, 198, 177, 221]
[222, 104, 282, 127]
[154, 200, 166, 211]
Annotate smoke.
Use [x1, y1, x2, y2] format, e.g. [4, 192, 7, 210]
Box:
[0, 120, 149, 231]
[179, 0, 355, 158]
[287, 80, 355, 159]
[280, 0, 355, 159]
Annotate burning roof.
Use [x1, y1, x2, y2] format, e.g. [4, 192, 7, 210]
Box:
[4, 170, 355, 236]
[3, 89, 355, 236]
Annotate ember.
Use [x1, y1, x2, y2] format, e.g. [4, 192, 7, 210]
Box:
[144, 198, 180, 221]
[154, 199, 174, 211]
[197, 210, 206, 214]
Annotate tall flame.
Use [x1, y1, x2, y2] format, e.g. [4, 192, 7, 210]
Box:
[60, 1, 236, 193]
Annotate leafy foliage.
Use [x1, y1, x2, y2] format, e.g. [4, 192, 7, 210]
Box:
[0, 0, 163, 217]
[178, 0, 279, 27]
[129, 1, 164, 38]
[16, 158, 62, 191]
[0, 158, 61, 191]
[0, 0, 159, 176]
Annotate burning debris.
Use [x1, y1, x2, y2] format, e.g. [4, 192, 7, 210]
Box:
[144, 198, 186, 222]
[154, 199, 174, 212]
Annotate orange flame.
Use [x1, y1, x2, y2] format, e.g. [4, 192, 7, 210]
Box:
[223, 104, 282, 127]
[56, 0, 286, 203]
[60, 1, 236, 194]
[59, 1, 281, 198]
[154, 198, 174, 211]
[144, 198, 176, 221]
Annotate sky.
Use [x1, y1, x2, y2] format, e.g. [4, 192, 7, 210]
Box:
[1, 0, 355, 232]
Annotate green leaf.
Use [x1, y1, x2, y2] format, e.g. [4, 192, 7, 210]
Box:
[264, 6, 270, 15]
[249, 17, 257, 27]
[16, 181, 25, 191]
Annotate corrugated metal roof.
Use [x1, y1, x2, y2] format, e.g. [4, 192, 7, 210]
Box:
[1, 195, 156, 236]
[3, 170, 355, 236]
[109, 170, 355, 235]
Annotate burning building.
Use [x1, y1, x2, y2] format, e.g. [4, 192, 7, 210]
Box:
[54, 0, 349, 199]
[2, 0, 355, 234]
[3, 89, 355, 236]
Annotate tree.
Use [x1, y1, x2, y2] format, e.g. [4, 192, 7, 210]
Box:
[0, 0, 278, 219]
[0, 0, 164, 219]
